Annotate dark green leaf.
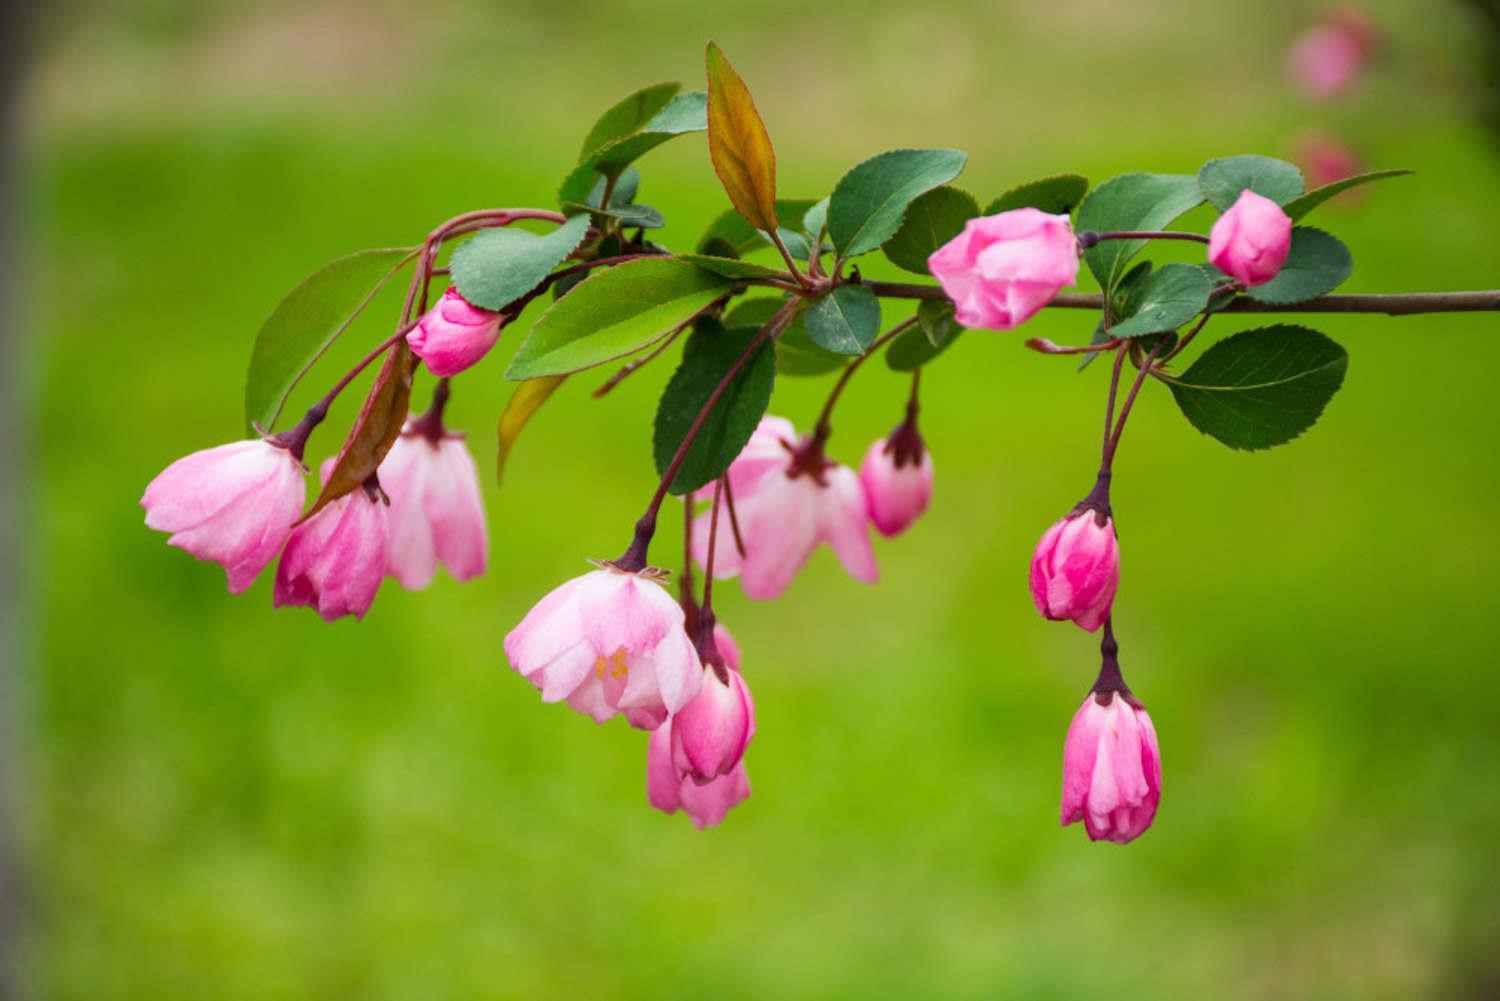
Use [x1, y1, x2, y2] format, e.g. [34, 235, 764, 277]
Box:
[723, 297, 784, 328]
[677, 254, 787, 279]
[1282, 168, 1413, 220]
[828, 148, 968, 258]
[506, 258, 732, 380]
[564, 201, 664, 229]
[587, 91, 708, 179]
[307, 341, 416, 518]
[1164, 324, 1348, 450]
[984, 174, 1089, 215]
[804, 284, 881, 354]
[449, 214, 590, 311]
[577, 83, 681, 165]
[1076, 173, 1204, 292]
[775, 314, 846, 376]
[1245, 227, 1352, 305]
[653, 316, 776, 494]
[694, 198, 819, 258]
[244, 247, 417, 433]
[882, 186, 979, 275]
[1198, 155, 1305, 211]
[1109, 263, 1214, 339]
[887, 302, 960, 371]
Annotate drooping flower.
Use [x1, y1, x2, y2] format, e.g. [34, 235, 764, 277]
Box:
[1286, 6, 1379, 100]
[407, 287, 506, 377]
[648, 726, 751, 830]
[1030, 508, 1119, 633]
[273, 461, 388, 621]
[858, 434, 934, 538]
[691, 416, 877, 600]
[142, 439, 306, 593]
[671, 657, 755, 785]
[927, 208, 1080, 330]
[503, 566, 702, 729]
[1061, 690, 1161, 844]
[1208, 189, 1293, 288]
[379, 420, 487, 589]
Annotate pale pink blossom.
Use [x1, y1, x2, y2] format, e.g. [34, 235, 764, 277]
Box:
[407, 287, 505, 377]
[1208, 190, 1293, 287]
[691, 416, 877, 600]
[1287, 8, 1378, 100]
[503, 567, 702, 728]
[927, 208, 1080, 330]
[1030, 510, 1119, 632]
[671, 662, 755, 785]
[273, 461, 388, 621]
[142, 439, 306, 593]
[379, 421, 487, 589]
[648, 724, 751, 829]
[859, 436, 934, 537]
[1061, 691, 1161, 844]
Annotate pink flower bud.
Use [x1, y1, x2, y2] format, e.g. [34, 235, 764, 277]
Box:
[407, 288, 505, 377]
[379, 421, 487, 589]
[504, 567, 703, 728]
[1061, 691, 1161, 844]
[671, 666, 756, 784]
[1286, 7, 1378, 100]
[1207, 190, 1293, 288]
[859, 436, 934, 538]
[927, 208, 1080, 330]
[273, 463, 388, 621]
[142, 439, 306, 593]
[648, 723, 751, 830]
[1029, 509, 1119, 633]
[692, 416, 877, 600]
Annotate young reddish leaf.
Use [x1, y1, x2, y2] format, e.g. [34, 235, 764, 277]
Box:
[305, 341, 417, 518]
[497, 375, 566, 485]
[705, 42, 778, 232]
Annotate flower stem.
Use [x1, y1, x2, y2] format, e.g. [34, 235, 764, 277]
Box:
[861, 283, 1500, 315]
[810, 317, 919, 448]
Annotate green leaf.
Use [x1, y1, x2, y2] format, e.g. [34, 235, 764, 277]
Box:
[1245, 227, 1352, 305]
[506, 258, 732, 380]
[449, 214, 590, 311]
[694, 198, 819, 258]
[307, 341, 417, 518]
[1282, 168, 1413, 221]
[677, 254, 787, 279]
[1076, 173, 1204, 292]
[496, 376, 566, 486]
[882, 186, 979, 275]
[589, 91, 708, 179]
[775, 226, 811, 260]
[578, 83, 682, 165]
[566, 201, 665, 229]
[1198, 155, 1305, 211]
[776, 317, 846, 376]
[802, 197, 829, 241]
[706, 42, 779, 231]
[1164, 324, 1348, 450]
[984, 174, 1089, 215]
[653, 316, 776, 494]
[1109, 263, 1214, 339]
[828, 148, 968, 259]
[804, 284, 882, 354]
[887, 301, 960, 371]
[244, 247, 417, 433]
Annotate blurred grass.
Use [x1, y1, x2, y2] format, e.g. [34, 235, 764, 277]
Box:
[16, 1, 1500, 998]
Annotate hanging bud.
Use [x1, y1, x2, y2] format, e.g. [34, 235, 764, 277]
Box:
[671, 658, 755, 785]
[379, 415, 488, 590]
[273, 461, 388, 621]
[858, 407, 934, 538]
[1030, 491, 1119, 633]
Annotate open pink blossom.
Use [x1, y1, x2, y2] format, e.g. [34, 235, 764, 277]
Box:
[1208, 190, 1293, 288]
[407, 287, 506, 377]
[379, 421, 487, 589]
[648, 724, 751, 829]
[1061, 691, 1161, 844]
[1286, 7, 1378, 100]
[859, 436, 934, 537]
[273, 461, 388, 621]
[142, 439, 306, 593]
[691, 416, 877, 600]
[927, 208, 1080, 330]
[503, 567, 702, 729]
[1030, 510, 1119, 632]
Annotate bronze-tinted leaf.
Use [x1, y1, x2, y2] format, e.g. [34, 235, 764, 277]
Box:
[305, 340, 416, 518]
[705, 42, 778, 232]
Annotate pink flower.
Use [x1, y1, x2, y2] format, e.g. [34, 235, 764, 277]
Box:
[859, 436, 934, 538]
[927, 208, 1080, 330]
[503, 567, 702, 729]
[691, 416, 877, 600]
[1208, 190, 1293, 288]
[1061, 691, 1161, 844]
[407, 287, 506, 377]
[1030, 509, 1119, 632]
[648, 724, 751, 830]
[379, 421, 487, 589]
[142, 439, 306, 593]
[671, 663, 755, 785]
[273, 462, 388, 621]
[1286, 7, 1378, 100]
[1292, 131, 1364, 192]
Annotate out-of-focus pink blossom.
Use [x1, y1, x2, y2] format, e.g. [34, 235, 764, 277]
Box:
[1030, 509, 1119, 633]
[142, 439, 306, 593]
[273, 461, 388, 621]
[1208, 190, 1293, 287]
[503, 567, 702, 729]
[379, 421, 487, 589]
[1292, 131, 1365, 192]
[927, 208, 1080, 330]
[1287, 7, 1379, 100]
[692, 416, 877, 600]
[407, 287, 506, 377]
[859, 435, 934, 537]
[1061, 691, 1161, 844]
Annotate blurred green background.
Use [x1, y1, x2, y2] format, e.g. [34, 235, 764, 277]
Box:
[15, 1, 1500, 998]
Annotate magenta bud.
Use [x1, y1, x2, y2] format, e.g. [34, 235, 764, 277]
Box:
[407, 287, 505, 377]
[926, 208, 1080, 330]
[1207, 190, 1293, 288]
[671, 665, 756, 785]
[859, 436, 934, 538]
[1029, 509, 1119, 633]
[1061, 691, 1161, 844]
